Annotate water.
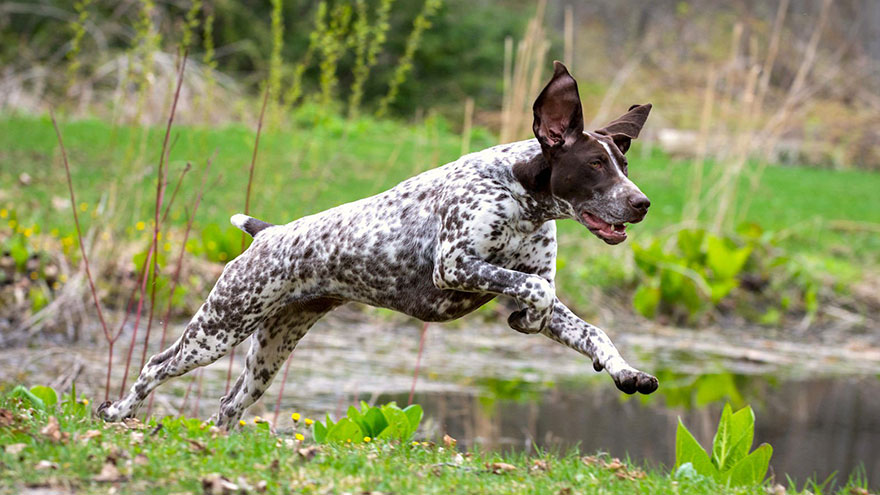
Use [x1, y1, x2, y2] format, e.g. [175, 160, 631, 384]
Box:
[386, 375, 880, 489]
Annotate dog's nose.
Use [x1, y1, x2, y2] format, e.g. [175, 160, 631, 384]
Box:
[629, 194, 651, 211]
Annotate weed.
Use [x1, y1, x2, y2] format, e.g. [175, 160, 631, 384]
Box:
[312, 401, 423, 444]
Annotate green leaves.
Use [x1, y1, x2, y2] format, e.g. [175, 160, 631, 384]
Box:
[313, 402, 423, 444]
[675, 403, 773, 487]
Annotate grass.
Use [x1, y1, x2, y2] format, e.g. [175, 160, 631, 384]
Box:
[1, 108, 879, 316]
[2, 392, 869, 494]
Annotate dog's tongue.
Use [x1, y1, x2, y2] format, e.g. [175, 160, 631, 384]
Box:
[582, 212, 626, 235]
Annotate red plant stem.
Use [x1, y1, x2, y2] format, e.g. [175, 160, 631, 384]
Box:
[226, 86, 271, 394]
[272, 353, 295, 425]
[408, 322, 429, 406]
[146, 154, 215, 417]
[119, 50, 189, 398]
[179, 369, 196, 415]
[193, 367, 204, 418]
[119, 242, 156, 397]
[51, 110, 113, 400]
[160, 162, 192, 224]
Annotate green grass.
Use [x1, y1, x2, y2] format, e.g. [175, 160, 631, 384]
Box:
[1, 109, 878, 315]
[1, 393, 868, 494]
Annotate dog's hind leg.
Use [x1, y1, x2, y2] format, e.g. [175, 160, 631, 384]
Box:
[214, 297, 339, 428]
[98, 251, 290, 421]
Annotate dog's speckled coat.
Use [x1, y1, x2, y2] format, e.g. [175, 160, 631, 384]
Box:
[100, 62, 659, 427]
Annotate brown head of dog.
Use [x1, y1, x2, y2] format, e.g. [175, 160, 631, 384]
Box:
[515, 61, 652, 245]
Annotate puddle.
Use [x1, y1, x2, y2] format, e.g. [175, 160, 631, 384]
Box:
[376, 375, 880, 489]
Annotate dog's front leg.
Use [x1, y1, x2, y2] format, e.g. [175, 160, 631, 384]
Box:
[542, 300, 658, 395]
[433, 255, 555, 333]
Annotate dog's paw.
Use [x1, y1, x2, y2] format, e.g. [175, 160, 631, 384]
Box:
[612, 369, 659, 395]
[507, 308, 550, 334]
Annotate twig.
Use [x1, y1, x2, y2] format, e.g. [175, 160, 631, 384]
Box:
[51, 110, 113, 400]
[227, 85, 271, 394]
[408, 321, 429, 406]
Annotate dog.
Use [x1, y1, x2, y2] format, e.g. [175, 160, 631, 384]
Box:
[99, 61, 658, 428]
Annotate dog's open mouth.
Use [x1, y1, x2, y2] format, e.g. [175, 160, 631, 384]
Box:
[581, 212, 627, 244]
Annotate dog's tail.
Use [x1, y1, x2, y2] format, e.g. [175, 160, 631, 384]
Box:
[230, 214, 274, 237]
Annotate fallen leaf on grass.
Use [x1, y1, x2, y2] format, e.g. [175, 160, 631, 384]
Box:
[40, 416, 69, 443]
[558, 488, 573, 495]
[486, 462, 517, 474]
[35, 460, 59, 470]
[5, 443, 27, 455]
[0, 408, 15, 427]
[530, 459, 550, 472]
[297, 445, 319, 460]
[130, 431, 145, 444]
[185, 438, 208, 453]
[78, 430, 102, 443]
[92, 460, 127, 482]
[123, 418, 144, 430]
[202, 473, 242, 495]
[442, 434, 457, 448]
[133, 453, 149, 466]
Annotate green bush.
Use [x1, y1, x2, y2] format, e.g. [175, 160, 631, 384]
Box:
[313, 401, 423, 444]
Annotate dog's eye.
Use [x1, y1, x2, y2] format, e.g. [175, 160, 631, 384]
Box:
[589, 160, 602, 170]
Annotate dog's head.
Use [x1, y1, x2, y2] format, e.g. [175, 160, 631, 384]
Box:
[530, 61, 652, 245]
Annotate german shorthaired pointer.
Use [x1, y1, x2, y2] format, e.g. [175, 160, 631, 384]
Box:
[99, 61, 658, 427]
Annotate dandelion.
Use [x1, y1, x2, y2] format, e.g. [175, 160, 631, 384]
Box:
[253, 416, 263, 424]
[295, 433, 305, 441]
[291, 412, 301, 422]
[29, 272, 39, 280]
[8, 219, 16, 229]
[304, 418, 314, 426]
[101, 231, 110, 241]
[79, 202, 88, 212]
[136, 221, 146, 231]
[411, 441, 419, 446]
[163, 242, 172, 252]
[239, 420, 246, 427]
[346, 439, 352, 443]
[82, 399, 89, 406]
[59, 274, 68, 283]
[0, 209, 7, 218]
[23, 228, 32, 238]
[363, 436, 371, 443]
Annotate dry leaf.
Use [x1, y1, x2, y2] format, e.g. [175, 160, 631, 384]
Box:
[487, 462, 517, 474]
[79, 430, 102, 443]
[130, 432, 145, 444]
[531, 459, 550, 472]
[93, 461, 125, 482]
[122, 418, 144, 430]
[581, 455, 600, 466]
[442, 434, 457, 448]
[40, 416, 68, 443]
[5, 443, 26, 455]
[605, 459, 624, 471]
[35, 460, 59, 470]
[298, 445, 319, 460]
[134, 453, 149, 466]
[201, 473, 240, 495]
[558, 488, 573, 495]
[186, 438, 207, 452]
[0, 408, 15, 428]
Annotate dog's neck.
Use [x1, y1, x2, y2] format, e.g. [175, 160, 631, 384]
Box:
[510, 140, 572, 224]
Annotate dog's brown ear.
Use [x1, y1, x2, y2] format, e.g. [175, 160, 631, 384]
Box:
[597, 103, 652, 154]
[532, 61, 584, 151]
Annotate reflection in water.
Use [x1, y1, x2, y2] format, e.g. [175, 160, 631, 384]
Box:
[387, 376, 880, 489]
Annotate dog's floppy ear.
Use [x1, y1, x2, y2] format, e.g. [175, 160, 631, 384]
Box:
[596, 103, 652, 154]
[532, 61, 584, 152]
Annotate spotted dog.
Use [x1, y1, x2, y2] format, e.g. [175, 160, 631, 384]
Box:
[99, 62, 658, 428]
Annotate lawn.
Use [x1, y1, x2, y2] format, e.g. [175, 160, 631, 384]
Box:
[1, 392, 870, 495]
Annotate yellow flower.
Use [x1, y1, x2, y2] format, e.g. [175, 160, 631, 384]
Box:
[59, 274, 68, 283]
[291, 413, 301, 422]
[295, 433, 305, 441]
[304, 418, 314, 426]
[8, 219, 17, 229]
[82, 399, 89, 405]
[29, 271, 38, 280]
[52, 282, 60, 290]
[218, 252, 228, 261]
[135, 221, 146, 231]
[253, 416, 263, 424]
[163, 242, 172, 252]
[50, 228, 59, 237]
[23, 228, 33, 238]
[0, 209, 7, 218]
[411, 441, 419, 446]
[239, 420, 246, 427]
[79, 202, 88, 212]
[346, 439, 352, 443]
[363, 436, 371, 443]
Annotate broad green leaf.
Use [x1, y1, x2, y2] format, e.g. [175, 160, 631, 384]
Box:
[10, 385, 46, 411]
[675, 418, 718, 480]
[724, 443, 773, 486]
[347, 406, 369, 435]
[632, 284, 660, 318]
[377, 405, 412, 441]
[676, 228, 706, 264]
[313, 420, 327, 443]
[711, 404, 733, 470]
[708, 278, 738, 303]
[363, 406, 389, 438]
[725, 406, 756, 470]
[325, 418, 364, 443]
[29, 386, 58, 409]
[706, 235, 752, 281]
[402, 404, 423, 434]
